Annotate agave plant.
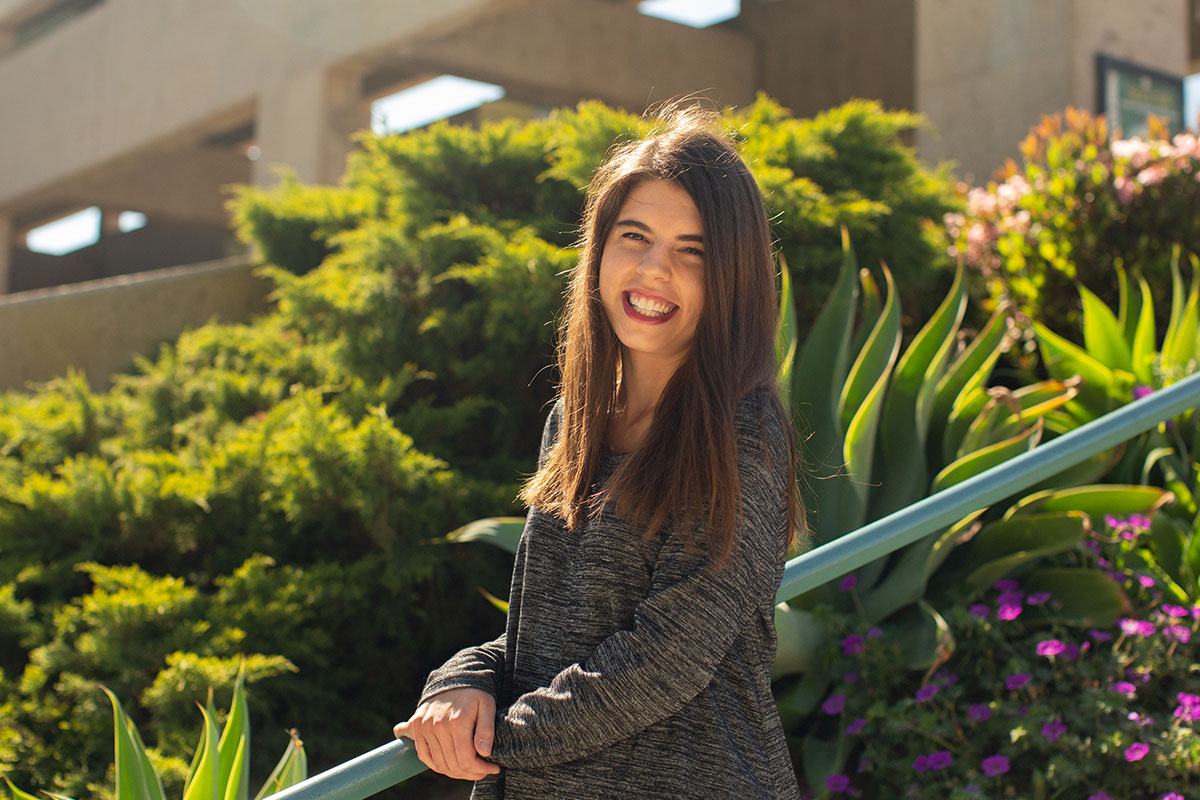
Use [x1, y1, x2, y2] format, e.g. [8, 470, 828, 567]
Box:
[4, 665, 306, 800]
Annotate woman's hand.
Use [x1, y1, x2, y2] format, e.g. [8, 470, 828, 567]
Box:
[394, 688, 501, 781]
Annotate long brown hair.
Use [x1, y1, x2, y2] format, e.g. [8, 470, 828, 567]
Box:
[521, 103, 803, 565]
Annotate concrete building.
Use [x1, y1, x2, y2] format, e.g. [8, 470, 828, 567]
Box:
[0, 0, 1197, 294]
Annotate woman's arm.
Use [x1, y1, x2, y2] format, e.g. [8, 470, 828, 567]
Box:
[486, 397, 789, 769]
[419, 633, 506, 702]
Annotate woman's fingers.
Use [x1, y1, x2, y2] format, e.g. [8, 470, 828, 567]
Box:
[474, 695, 495, 758]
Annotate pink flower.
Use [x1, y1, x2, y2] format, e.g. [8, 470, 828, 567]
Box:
[822, 693, 846, 715]
[998, 604, 1022, 621]
[981, 754, 1010, 777]
[1036, 639, 1065, 657]
[1125, 742, 1149, 762]
[1136, 165, 1170, 186]
[1162, 604, 1188, 618]
[1109, 681, 1137, 698]
[1164, 624, 1190, 643]
[1114, 175, 1135, 204]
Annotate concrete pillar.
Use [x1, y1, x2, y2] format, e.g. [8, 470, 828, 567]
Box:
[0, 214, 12, 295]
[254, 65, 370, 187]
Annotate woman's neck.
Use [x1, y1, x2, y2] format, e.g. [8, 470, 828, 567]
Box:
[611, 349, 683, 452]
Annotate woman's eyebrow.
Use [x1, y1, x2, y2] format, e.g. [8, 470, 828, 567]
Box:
[614, 218, 704, 243]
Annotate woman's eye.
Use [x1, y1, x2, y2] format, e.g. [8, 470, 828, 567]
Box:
[621, 231, 647, 242]
[683, 247, 705, 257]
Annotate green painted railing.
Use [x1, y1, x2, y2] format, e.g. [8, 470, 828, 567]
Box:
[271, 371, 1200, 800]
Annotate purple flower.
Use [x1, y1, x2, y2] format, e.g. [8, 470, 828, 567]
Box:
[1128, 513, 1151, 531]
[927, 751, 952, 770]
[1161, 793, 1184, 800]
[1063, 643, 1081, 660]
[1125, 742, 1149, 762]
[934, 670, 958, 687]
[1133, 385, 1155, 400]
[997, 604, 1023, 621]
[1129, 711, 1155, 727]
[993, 579, 1019, 592]
[1165, 624, 1191, 643]
[822, 693, 846, 715]
[1027, 591, 1052, 605]
[997, 590, 1023, 608]
[866, 626, 883, 639]
[1174, 692, 1200, 721]
[912, 754, 930, 773]
[1162, 604, 1188, 618]
[1177, 692, 1199, 707]
[968, 603, 990, 618]
[915, 685, 939, 703]
[839, 575, 857, 592]
[846, 717, 866, 734]
[843, 671, 860, 684]
[968, 703, 992, 722]
[1089, 793, 1114, 800]
[842, 634, 865, 655]
[981, 754, 1010, 777]
[825, 774, 851, 793]
[1041, 719, 1067, 741]
[1089, 629, 1113, 642]
[1005, 673, 1031, 690]
[1036, 639, 1065, 657]
[1126, 666, 1152, 683]
[1138, 575, 1156, 588]
[1104, 513, 1124, 529]
[1109, 681, 1137, 698]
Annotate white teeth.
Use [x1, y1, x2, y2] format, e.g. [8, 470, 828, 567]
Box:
[628, 292, 676, 317]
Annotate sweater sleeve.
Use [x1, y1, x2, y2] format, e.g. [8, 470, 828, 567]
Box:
[418, 400, 564, 704]
[487, 393, 789, 769]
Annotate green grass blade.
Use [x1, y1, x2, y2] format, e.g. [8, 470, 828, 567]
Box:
[1033, 322, 1116, 415]
[776, 258, 798, 410]
[931, 421, 1042, 493]
[837, 263, 901, 532]
[217, 663, 250, 800]
[1132, 273, 1157, 386]
[102, 685, 162, 800]
[848, 268, 881, 360]
[4, 779, 49, 800]
[1117, 264, 1138, 346]
[962, 512, 1089, 591]
[254, 732, 307, 800]
[1163, 245, 1185, 360]
[875, 263, 966, 517]
[1004, 484, 1165, 519]
[1163, 255, 1199, 372]
[442, 517, 526, 554]
[793, 228, 860, 543]
[183, 703, 221, 800]
[930, 304, 1009, 463]
[1080, 285, 1132, 373]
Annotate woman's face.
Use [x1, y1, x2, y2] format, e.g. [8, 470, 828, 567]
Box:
[598, 179, 706, 376]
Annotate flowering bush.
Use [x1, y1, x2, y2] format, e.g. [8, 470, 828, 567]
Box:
[945, 108, 1200, 328]
[799, 515, 1200, 799]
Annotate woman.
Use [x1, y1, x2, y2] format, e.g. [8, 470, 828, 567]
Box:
[395, 104, 804, 799]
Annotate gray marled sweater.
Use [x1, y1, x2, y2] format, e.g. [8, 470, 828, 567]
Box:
[421, 389, 801, 799]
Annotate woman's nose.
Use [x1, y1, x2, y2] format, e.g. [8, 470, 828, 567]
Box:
[636, 244, 671, 279]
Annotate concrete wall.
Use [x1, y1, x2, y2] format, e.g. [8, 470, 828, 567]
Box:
[915, 0, 1189, 182]
[0, 256, 270, 390]
[738, 0, 916, 120]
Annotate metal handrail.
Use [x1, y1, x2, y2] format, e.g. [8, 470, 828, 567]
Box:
[272, 371, 1200, 799]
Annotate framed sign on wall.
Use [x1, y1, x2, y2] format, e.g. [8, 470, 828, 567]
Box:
[1096, 53, 1185, 138]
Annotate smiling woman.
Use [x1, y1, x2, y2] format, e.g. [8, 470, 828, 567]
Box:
[394, 102, 804, 799]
